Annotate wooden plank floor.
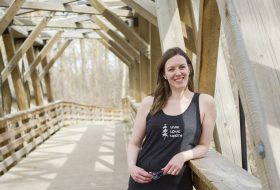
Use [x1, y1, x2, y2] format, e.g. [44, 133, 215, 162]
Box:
[0, 122, 130, 190]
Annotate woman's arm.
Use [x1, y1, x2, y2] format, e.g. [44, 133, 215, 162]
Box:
[163, 94, 217, 175]
[127, 96, 153, 183]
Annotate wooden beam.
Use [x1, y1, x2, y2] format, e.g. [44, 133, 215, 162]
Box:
[40, 57, 53, 102]
[39, 39, 72, 79]
[95, 30, 133, 67]
[0, 0, 25, 35]
[0, 49, 12, 115]
[16, 0, 81, 15]
[216, 0, 280, 188]
[88, 0, 150, 57]
[197, 0, 220, 96]
[40, 31, 100, 39]
[26, 46, 44, 106]
[2, 28, 29, 110]
[120, 0, 157, 26]
[98, 39, 131, 66]
[23, 31, 62, 81]
[1, 16, 52, 82]
[56, 0, 78, 3]
[190, 150, 261, 190]
[155, 0, 185, 52]
[128, 65, 134, 97]
[91, 15, 139, 61]
[78, 0, 126, 7]
[13, 18, 100, 30]
[134, 61, 141, 102]
[0, 0, 132, 17]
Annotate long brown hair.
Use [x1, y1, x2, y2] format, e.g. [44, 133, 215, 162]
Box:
[150, 47, 194, 115]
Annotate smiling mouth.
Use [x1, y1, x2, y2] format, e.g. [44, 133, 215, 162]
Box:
[174, 77, 184, 82]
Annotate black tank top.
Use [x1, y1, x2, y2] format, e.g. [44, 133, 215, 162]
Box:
[128, 93, 202, 190]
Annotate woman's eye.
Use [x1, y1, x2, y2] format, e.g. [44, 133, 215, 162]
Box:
[179, 65, 186, 69]
[168, 68, 174, 71]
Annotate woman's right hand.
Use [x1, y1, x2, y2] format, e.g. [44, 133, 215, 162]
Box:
[129, 165, 152, 183]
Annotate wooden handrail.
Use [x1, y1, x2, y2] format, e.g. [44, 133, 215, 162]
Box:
[0, 101, 123, 175]
[122, 97, 262, 189]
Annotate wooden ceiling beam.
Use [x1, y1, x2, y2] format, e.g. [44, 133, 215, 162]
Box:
[91, 15, 139, 62]
[1, 16, 52, 82]
[0, 0, 132, 17]
[88, 0, 149, 58]
[120, 0, 157, 26]
[95, 29, 133, 66]
[16, 0, 78, 15]
[0, 0, 25, 35]
[13, 18, 100, 30]
[40, 31, 100, 39]
[98, 39, 131, 67]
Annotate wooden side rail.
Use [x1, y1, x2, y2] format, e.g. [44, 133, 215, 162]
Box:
[190, 151, 261, 190]
[0, 101, 123, 175]
[122, 97, 262, 190]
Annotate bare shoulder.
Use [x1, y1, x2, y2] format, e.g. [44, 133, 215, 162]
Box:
[199, 93, 216, 110]
[138, 96, 154, 113]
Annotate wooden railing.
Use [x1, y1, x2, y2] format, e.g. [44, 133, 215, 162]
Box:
[0, 101, 122, 175]
[122, 97, 262, 190]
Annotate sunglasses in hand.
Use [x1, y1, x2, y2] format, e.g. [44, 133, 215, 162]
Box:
[151, 170, 165, 180]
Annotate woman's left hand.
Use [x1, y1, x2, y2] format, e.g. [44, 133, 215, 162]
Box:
[162, 152, 185, 175]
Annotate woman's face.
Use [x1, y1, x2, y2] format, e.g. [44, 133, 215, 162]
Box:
[163, 55, 190, 90]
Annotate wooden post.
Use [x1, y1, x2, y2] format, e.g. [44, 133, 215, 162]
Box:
[41, 57, 53, 102]
[197, 0, 220, 96]
[14, 38, 31, 107]
[0, 49, 12, 115]
[26, 46, 44, 106]
[195, 0, 221, 153]
[2, 28, 29, 110]
[150, 24, 161, 91]
[137, 15, 151, 98]
[128, 65, 135, 98]
[134, 61, 141, 102]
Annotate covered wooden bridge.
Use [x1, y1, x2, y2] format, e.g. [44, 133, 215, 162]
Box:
[0, 0, 279, 189]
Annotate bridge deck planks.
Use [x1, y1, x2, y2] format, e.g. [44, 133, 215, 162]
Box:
[0, 122, 129, 190]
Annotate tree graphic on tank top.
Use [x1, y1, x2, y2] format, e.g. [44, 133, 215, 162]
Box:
[162, 124, 168, 140]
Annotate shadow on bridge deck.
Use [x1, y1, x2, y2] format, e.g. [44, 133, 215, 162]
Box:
[0, 122, 130, 190]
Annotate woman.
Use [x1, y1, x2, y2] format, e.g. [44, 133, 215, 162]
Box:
[127, 47, 216, 190]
